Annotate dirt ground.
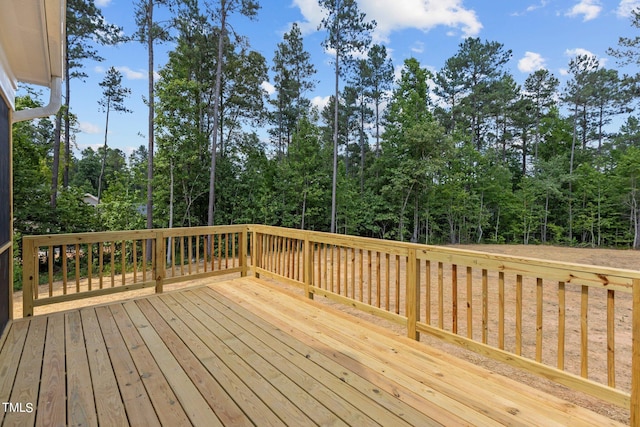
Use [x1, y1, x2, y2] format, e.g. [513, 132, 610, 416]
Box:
[13, 244, 640, 424]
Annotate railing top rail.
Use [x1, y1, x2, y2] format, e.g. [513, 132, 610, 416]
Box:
[416, 246, 640, 291]
[22, 229, 159, 246]
[250, 224, 411, 256]
[249, 225, 640, 289]
[22, 225, 248, 246]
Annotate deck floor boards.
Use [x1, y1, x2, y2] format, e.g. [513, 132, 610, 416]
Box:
[0, 277, 628, 426]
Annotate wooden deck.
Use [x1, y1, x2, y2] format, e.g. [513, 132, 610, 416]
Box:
[0, 277, 626, 426]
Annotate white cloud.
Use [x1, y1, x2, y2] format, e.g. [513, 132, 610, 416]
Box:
[518, 52, 546, 73]
[116, 66, 146, 80]
[311, 95, 331, 111]
[566, 0, 602, 21]
[261, 81, 276, 96]
[512, 1, 549, 16]
[95, 0, 112, 7]
[292, 0, 325, 35]
[294, 0, 482, 40]
[617, 0, 640, 17]
[95, 65, 150, 80]
[411, 41, 425, 54]
[79, 122, 101, 135]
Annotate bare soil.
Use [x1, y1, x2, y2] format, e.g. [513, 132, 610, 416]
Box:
[13, 244, 640, 424]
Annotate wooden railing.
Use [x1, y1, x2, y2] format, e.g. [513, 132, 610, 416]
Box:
[21, 224, 640, 424]
[21, 225, 248, 316]
[250, 225, 640, 425]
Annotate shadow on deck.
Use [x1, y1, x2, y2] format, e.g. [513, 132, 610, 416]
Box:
[0, 277, 624, 426]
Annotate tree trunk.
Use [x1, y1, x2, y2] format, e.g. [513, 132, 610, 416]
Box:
[569, 101, 578, 243]
[63, 50, 71, 188]
[208, 5, 227, 229]
[167, 159, 174, 265]
[97, 101, 110, 202]
[50, 110, 62, 208]
[330, 46, 340, 234]
[146, 0, 155, 261]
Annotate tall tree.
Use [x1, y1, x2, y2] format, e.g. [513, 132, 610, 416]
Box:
[319, 0, 375, 233]
[364, 44, 394, 155]
[206, 0, 260, 227]
[270, 22, 316, 156]
[53, 0, 122, 207]
[436, 38, 512, 150]
[134, 0, 173, 246]
[97, 67, 131, 202]
[523, 69, 559, 162]
[382, 58, 449, 242]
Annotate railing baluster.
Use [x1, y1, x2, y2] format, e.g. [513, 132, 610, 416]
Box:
[438, 262, 444, 329]
[397, 255, 402, 315]
[350, 248, 356, 300]
[558, 281, 566, 370]
[343, 246, 349, 297]
[110, 242, 115, 287]
[516, 274, 523, 356]
[99, 242, 104, 289]
[482, 269, 488, 344]
[467, 266, 473, 339]
[536, 278, 543, 363]
[581, 284, 589, 377]
[359, 249, 364, 302]
[330, 245, 335, 293]
[48, 245, 53, 297]
[87, 244, 93, 292]
[121, 241, 126, 286]
[452, 264, 458, 335]
[180, 236, 185, 276]
[226, 233, 230, 269]
[62, 244, 68, 295]
[75, 243, 80, 293]
[385, 253, 390, 311]
[424, 259, 430, 322]
[132, 240, 137, 284]
[336, 246, 341, 295]
[607, 289, 615, 388]
[499, 271, 504, 350]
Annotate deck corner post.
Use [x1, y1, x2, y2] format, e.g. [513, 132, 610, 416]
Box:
[304, 237, 314, 300]
[253, 230, 261, 278]
[406, 248, 420, 341]
[22, 237, 35, 317]
[632, 278, 640, 426]
[155, 231, 165, 294]
[240, 228, 248, 277]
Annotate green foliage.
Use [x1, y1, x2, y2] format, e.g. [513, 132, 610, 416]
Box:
[12, 1, 640, 259]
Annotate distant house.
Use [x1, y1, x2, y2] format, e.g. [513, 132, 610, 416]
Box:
[0, 0, 66, 333]
[83, 193, 100, 206]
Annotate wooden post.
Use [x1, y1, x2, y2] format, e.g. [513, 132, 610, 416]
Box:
[632, 278, 640, 426]
[253, 231, 261, 278]
[239, 228, 248, 277]
[304, 238, 314, 300]
[22, 238, 35, 317]
[155, 231, 165, 294]
[406, 248, 420, 340]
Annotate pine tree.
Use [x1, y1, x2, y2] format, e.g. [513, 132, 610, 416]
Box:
[319, 0, 375, 233]
[97, 67, 131, 202]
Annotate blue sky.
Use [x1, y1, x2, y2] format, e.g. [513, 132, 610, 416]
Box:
[55, 0, 640, 160]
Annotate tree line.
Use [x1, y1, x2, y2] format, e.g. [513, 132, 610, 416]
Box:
[12, 0, 640, 253]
